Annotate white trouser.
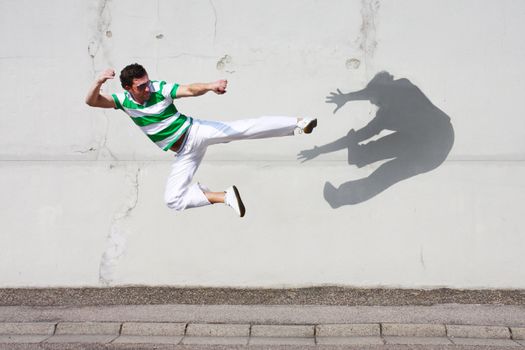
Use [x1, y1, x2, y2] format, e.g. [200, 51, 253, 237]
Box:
[164, 116, 297, 211]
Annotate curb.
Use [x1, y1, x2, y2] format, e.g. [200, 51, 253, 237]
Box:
[1, 322, 525, 347]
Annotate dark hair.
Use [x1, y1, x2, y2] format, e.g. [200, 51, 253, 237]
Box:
[120, 63, 147, 89]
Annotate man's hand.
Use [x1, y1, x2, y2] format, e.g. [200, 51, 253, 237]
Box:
[85, 68, 117, 108]
[97, 68, 116, 85]
[211, 79, 227, 94]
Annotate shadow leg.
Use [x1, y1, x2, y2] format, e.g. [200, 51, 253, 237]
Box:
[324, 157, 421, 207]
[349, 131, 409, 167]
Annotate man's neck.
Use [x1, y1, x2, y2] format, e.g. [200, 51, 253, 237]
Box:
[132, 93, 145, 105]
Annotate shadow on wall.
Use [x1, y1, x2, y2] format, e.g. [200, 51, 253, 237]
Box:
[298, 71, 455, 207]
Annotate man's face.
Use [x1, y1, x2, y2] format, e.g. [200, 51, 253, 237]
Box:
[126, 74, 151, 104]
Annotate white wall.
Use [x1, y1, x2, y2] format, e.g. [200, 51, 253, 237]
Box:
[1, 0, 524, 288]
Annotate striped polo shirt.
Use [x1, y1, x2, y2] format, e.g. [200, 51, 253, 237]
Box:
[111, 80, 192, 151]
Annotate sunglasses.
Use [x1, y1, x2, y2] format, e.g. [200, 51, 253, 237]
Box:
[135, 81, 152, 91]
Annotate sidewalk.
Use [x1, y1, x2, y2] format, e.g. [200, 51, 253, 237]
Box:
[1, 304, 525, 349]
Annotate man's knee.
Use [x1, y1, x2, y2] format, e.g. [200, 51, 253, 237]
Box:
[165, 184, 210, 211]
[165, 195, 185, 211]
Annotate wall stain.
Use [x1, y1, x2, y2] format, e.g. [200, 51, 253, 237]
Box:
[346, 58, 361, 69]
[217, 54, 235, 73]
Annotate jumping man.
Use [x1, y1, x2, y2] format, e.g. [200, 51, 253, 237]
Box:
[85, 63, 317, 217]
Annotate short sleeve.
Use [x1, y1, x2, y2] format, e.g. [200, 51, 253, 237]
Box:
[170, 83, 180, 99]
[111, 93, 124, 110]
[161, 81, 180, 99]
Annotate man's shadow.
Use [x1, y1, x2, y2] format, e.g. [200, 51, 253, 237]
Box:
[299, 71, 455, 207]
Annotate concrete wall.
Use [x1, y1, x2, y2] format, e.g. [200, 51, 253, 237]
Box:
[1, 0, 524, 288]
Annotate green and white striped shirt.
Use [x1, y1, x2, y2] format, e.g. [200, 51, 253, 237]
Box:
[112, 81, 192, 151]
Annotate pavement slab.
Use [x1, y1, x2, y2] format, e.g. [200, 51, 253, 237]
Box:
[0, 322, 55, 335]
[181, 336, 249, 345]
[383, 336, 453, 345]
[44, 334, 118, 344]
[121, 322, 186, 336]
[512, 327, 525, 340]
[383, 323, 446, 337]
[316, 323, 380, 336]
[186, 323, 250, 337]
[447, 325, 511, 339]
[251, 324, 314, 337]
[316, 336, 384, 345]
[112, 335, 183, 344]
[0, 334, 52, 343]
[449, 337, 521, 347]
[249, 336, 316, 345]
[55, 321, 121, 335]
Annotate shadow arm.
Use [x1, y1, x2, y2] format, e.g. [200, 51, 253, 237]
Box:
[297, 134, 350, 162]
[353, 111, 384, 142]
[315, 135, 350, 153]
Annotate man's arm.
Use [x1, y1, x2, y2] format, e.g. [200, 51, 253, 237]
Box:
[175, 79, 227, 98]
[85, 68, 117, 108]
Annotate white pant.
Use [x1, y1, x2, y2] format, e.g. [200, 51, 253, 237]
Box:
[164, 116, 297, 211]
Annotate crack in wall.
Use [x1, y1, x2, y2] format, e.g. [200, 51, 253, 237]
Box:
[74, 147, 97, 154]
[420, 246, 426, 270]
[357, 0, 380, 75]
[209, 0, 218, 44]
[99, 166, 141, 286]
[98, 120, 117, 160]
[155, 0, 161, 74]
[88, 0, 112, 75]
[88, 0, 117, 161]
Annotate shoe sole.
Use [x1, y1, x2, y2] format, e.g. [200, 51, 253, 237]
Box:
[232, 185, 246, 217]
[303, 118, 317, 134]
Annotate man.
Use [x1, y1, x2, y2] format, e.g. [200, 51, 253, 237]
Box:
[86, 63, 317, 217]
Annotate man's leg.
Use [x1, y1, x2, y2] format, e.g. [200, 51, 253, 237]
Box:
[202, 187, 245, 217]
[193, 116, 315, 147]
[203, 191, 225, 203]
[194, 116, 315, 215]
[164, 147, 211, 211]
[164, 125, 246, 216]
[165, 116, 315, 216]
[164, 153, 245, 214]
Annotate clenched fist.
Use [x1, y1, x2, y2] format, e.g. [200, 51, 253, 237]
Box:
[211, 79, 227, 94]
[97, 68, 116, 85]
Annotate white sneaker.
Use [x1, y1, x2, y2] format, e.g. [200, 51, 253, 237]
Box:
[296, 118, 317, 134]
[224, 185, 246, 217]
